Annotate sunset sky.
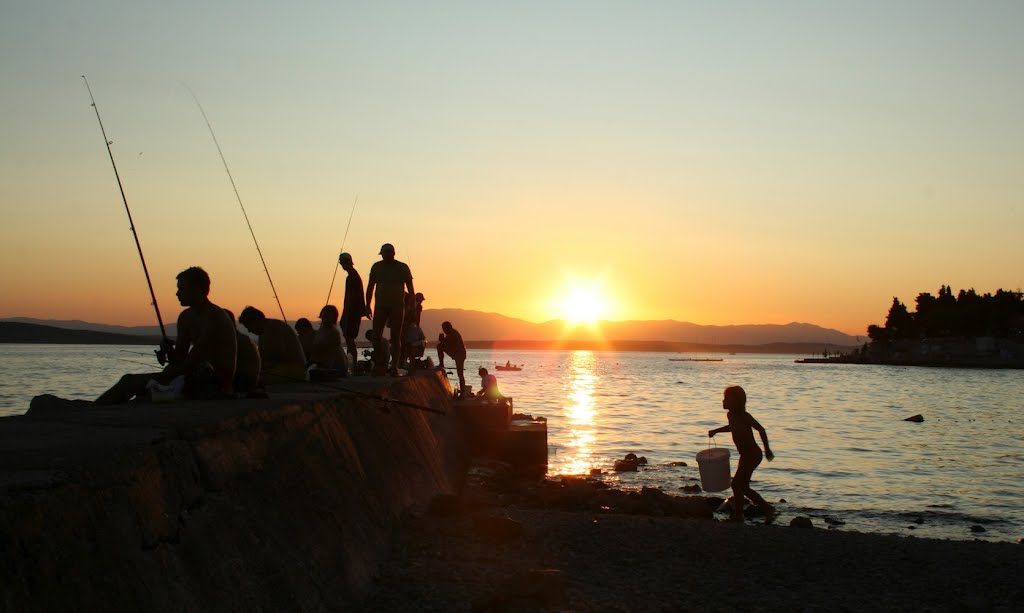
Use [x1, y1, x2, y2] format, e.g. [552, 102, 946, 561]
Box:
[2, 2, 1022, 336]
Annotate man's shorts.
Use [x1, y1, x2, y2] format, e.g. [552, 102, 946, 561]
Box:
[341, 315, 362, 339]
[373, 304, 405, 329]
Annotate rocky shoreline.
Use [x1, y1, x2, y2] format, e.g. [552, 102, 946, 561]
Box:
[357, 465, 1024, 611]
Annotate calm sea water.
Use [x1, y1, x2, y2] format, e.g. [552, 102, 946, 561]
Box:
[2, 344, 1022, 542]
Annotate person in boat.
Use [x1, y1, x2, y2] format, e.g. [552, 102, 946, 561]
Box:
[95, 266, 237, 404]
[438, 321, 467, 394]
[708, 385, 775, 522]
[365, 243, 414, 376]
[338, 252, 366, 374]
[294, 318, 316, 359]
[224, 308, 260, 394]
[309, 305, 347, 372]
[239, 306, 307, 384]
[476, 367, 503, 402]
[505, 360, 512, 368]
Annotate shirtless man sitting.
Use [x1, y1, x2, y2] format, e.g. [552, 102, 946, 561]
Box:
[95, 267, 237, 404]
[238, 306, 307, 384]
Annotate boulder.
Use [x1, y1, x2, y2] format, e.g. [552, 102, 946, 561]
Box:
[790, 517, 814, 529]
[969, 525, 986, 533]
[613, 458, 638, 472]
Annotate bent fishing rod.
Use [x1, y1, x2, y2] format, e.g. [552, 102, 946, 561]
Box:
[324, 193, 359, 305]
[184, 84, 288, 324]
[82, 76, 175, 365]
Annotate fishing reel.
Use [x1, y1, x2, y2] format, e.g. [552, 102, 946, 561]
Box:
[155, 338, 176, 366]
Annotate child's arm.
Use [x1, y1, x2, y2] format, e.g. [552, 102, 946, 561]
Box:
[707, 425, 731, 438]
[747, 414, 774, 461]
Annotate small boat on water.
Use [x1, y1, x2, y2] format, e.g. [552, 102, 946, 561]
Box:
[495, 362, 523, 371]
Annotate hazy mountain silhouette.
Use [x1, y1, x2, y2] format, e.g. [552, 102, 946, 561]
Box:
[0, 322, 161, 345]
[417, 309, 860, 346]
[2, 312, 861, 347]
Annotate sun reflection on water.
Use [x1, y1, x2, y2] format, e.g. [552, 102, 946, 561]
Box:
[557, 351, 600, 475]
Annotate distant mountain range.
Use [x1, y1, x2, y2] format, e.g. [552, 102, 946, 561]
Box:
[1, 312, 861, 351]
[0, 322, 161, 345]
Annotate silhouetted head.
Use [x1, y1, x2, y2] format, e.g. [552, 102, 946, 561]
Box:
[478, 367, 488, 377]
[175, 266, 211, 306]
[441, 321, 453, 334]
[295, 318, 313, 334]
[339, 252, 353, 270]
[379, 243, 395, 261]
[438, 333, 445, 343]
[723, 386, 747, 412]
[238, 306, 266, 335]
[319, 305, 339, 324]
[415, 292, 425, 303]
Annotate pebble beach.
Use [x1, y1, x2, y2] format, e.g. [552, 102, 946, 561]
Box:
[358, 469, 1024, 612]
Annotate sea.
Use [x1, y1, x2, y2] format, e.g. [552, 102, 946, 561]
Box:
[1, 344, 1022, 543]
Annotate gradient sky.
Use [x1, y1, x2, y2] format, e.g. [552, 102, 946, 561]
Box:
[2, 1, 1021, 336]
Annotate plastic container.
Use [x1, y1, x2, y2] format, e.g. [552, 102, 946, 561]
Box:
[696, 447, 731, 492]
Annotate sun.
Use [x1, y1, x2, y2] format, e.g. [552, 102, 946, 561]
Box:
[559, 284, 606, 324]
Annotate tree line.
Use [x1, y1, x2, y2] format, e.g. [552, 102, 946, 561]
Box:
[867, 286, 1024, 342]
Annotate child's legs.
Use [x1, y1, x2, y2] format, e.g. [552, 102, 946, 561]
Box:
[730, 451, 763, 514]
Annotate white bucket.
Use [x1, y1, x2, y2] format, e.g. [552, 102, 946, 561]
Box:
[696, 447, 731, 492]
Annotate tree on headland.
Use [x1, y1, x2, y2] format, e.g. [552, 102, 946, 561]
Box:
[867, 286, 1024, 341]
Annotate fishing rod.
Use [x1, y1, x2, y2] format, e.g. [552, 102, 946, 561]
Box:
[324, 193, 359, 305]
[184, 84, 288, 324]
[82, 75, 175, 365]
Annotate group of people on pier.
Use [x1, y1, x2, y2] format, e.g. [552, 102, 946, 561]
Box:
[95, 242, 473, 404]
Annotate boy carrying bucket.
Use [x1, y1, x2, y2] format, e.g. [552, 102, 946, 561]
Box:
[708, 385, 775, 522]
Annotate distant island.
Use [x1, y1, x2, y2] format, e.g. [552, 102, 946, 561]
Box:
[1, 313, 858, 355]
[800, 286, 1024, 368]
[0, 322, 162, 345]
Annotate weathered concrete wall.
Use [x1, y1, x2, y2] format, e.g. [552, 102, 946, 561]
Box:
[0, 372, 466, 611]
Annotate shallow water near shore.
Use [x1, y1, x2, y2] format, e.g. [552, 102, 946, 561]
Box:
[2, 344, 1022, 542]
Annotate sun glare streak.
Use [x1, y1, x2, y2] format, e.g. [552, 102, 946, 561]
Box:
[557, 351, 601, 476]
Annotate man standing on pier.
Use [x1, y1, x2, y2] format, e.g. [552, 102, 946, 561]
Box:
[338, 252, 366, 373]
[438, 321, 467, 394]
[365, 243, 414, 376]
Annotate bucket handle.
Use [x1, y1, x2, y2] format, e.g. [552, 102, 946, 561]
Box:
[707, 436, 718, 450]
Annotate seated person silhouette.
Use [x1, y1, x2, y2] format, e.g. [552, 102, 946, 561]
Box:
[239, 306, 307, 384]
[95, 267, 236, 404]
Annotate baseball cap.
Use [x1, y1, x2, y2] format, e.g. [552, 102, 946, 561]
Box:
[379, 243, 395, 255]
[415, 292, 425, 301]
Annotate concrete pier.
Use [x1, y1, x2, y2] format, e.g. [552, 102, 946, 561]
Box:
[0, 371, 466, 611]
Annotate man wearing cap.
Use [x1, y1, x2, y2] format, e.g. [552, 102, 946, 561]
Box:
[365, 243, 414, 375]
[338, 252, 367, 372]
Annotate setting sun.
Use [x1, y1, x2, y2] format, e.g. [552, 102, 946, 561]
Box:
[558, 282, 608, 324]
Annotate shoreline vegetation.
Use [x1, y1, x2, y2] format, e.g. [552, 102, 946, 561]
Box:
[0, 322, 854, 355]
[796, 286, 1024, 369]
